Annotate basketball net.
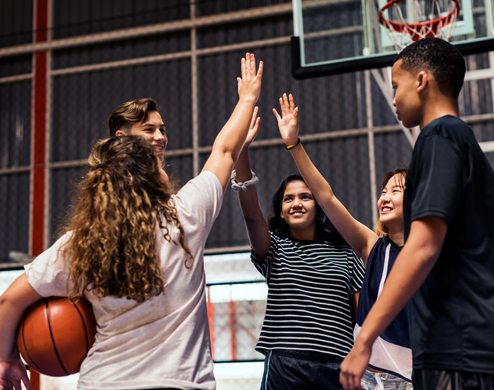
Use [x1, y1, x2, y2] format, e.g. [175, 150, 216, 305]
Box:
[378, 0, 461, 50]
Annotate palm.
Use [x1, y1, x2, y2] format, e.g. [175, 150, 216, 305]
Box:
[278, 114, 297, 138]
[273, 93, 299, 145]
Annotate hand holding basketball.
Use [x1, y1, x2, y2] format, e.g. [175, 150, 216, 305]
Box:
[273, 93, 299, 146]
[0, 358, 32, 390]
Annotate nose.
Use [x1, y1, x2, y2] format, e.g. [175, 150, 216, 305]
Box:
[292, 197, 303, 208]
[153, 129, 165, 140]
[392, 96, 396, 107]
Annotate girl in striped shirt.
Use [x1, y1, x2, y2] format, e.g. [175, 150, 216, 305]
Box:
[233, 108, 365, 390]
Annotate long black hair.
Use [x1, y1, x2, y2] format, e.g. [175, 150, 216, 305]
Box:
[267, 173, 347, 246]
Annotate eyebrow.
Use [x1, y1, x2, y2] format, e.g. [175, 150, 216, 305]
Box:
[284, 192, 313, 198]
[142, 122, 165, 127]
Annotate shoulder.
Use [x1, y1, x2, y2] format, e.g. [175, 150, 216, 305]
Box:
[417, 116, 474, 147]
[178, 171, 222, 194]
[173, 171, 222, 207]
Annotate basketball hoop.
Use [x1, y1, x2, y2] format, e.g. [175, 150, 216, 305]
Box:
[378, 0, 461, 50]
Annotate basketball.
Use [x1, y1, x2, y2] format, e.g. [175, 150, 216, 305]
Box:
[16, 297, 97, 377]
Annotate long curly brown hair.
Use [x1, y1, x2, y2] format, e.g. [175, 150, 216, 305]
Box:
[62, 135, 192, 302]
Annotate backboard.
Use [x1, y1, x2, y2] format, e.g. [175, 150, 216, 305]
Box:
[292, 0, 494, 78]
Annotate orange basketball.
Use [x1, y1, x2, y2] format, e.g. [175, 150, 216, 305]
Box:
[17, 297, 97, 377]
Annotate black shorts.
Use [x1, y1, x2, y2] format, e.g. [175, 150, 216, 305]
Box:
[413, 369, 494, 390]
[260, 349, 343, 390]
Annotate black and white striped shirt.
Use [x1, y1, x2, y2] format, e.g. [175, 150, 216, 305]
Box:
[252, 233, 365, 359]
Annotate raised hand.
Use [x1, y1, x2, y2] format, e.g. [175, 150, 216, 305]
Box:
[242, 106, 261, 150]
[0, 358, 33, 390]
[273, 93, 299, 146]
[237, 53, 263, 105]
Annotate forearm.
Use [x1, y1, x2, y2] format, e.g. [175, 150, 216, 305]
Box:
[290, 143, 336, 200]
[355, 217, 446, 348]
[211, 97, 257, 164]
[0, 304, 23, 361]
[0, 274, 42, 361]
[236, 149, 270, 259]
[289, 143, 374, 261]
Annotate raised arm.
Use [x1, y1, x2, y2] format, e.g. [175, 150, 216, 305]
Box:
[202, 53, 263, 193]
[0, 274, 42, 390]
[274, 94, 377, 264]
[235, 108, 271, 261]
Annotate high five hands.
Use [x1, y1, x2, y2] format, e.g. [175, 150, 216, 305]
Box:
[273, 93, 299, 146]
[237, 53, 263, 105]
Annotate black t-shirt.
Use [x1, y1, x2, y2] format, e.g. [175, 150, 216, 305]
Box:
[404, 115, 494, 373]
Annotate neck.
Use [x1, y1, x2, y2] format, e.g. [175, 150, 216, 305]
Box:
[420, 95, 459, 129]
[290, 226, 317, 241]
[388, 230, 404, 247]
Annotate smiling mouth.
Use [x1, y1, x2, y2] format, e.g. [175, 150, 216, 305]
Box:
[154, 144, 166, 153]
[381, 207, 393, 213]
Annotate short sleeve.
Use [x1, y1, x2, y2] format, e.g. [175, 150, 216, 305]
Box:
[250, 232, 279, 284]
[172, 171, 223, 234]
[24, 232, 74, 297]
[408, 134, 466, 225]
[348, 250, 365, 294]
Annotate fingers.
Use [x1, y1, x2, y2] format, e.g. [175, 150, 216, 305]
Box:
[241, 53, 256, 80]
[289, 93, 296, 110]
[257, 60, 264, 78]
[241, 57, 245, 81]
[272, 108, 281, 122]
[21, 376, 33, 390]
[277, 93, 297, 118]
[250, 107, 259, 129]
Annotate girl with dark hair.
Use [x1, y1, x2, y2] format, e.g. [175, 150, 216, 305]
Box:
[0, 53, 263, 390]
[233, 109, 365, 390]
[274, 93, 411, 390]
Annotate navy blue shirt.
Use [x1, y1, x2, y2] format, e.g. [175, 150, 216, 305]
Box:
[356, 235, 409, 348]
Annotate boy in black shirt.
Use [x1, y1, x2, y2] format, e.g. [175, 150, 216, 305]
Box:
[340, 38, 494, 390]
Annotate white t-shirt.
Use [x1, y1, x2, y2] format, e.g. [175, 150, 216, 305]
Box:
[25, 171, 223, 390]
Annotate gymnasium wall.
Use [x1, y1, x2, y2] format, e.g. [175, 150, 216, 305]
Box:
[0, 0, 420, 266]
[2, 0, 494, 384]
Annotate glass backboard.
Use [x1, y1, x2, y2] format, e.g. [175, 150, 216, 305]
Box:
[292, 0, 494, 78]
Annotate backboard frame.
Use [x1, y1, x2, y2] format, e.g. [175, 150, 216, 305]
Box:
[292, 0, 494, 79]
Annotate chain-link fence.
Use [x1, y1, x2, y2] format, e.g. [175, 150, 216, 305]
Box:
[2, 0, 494, 389]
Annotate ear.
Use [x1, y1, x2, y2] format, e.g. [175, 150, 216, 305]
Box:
[115, 130, 125, 137]
[416, 71, 429, 93]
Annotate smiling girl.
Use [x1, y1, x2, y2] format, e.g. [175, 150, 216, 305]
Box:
[274, 94, 412, 390]
[233, 109, 365, 390]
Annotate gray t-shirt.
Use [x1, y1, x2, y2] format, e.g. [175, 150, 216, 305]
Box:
[25, 171, 223, 390]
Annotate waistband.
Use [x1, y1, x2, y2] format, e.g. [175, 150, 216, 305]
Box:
[270, 349, 343, 364]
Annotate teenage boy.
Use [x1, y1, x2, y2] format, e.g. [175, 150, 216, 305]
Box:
[108, 98, 169, 182]
[340, 38, 494, 390]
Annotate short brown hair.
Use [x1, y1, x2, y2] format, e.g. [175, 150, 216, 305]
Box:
[107, 98, 159, 136]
